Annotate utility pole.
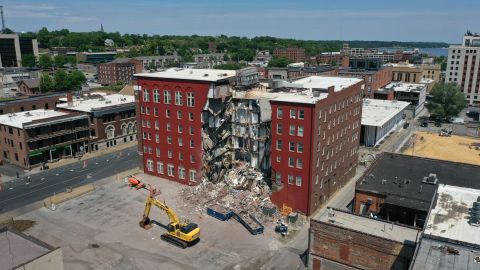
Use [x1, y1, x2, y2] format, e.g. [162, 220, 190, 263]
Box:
[0, 6, 5, 33]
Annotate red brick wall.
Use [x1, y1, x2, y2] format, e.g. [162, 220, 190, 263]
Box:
[136, 78, 210, 185]
[353, 190, 385, 215]
[0, 96, 60, 115]
[310, 219, 414, 270]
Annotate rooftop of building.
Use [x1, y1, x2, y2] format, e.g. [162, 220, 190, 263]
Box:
[19, 78, 40, 89]
[56, 94, 134, 112]
[411, 237, 480, 270]
[382, 82, 426, 93]
[109, 58, 135, 64]
[134, 68, 237, 82]
[356, 153, 480, 212]
[314, 208, 419, 244]
[0, 109, 69, 129]
[362, 99, 410, 127]
[134, 55, 179, 60]
[424, 185, 480, 245]
[0, 228, 56, 269]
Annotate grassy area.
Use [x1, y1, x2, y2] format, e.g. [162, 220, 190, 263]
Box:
[94, 84, 125, 92]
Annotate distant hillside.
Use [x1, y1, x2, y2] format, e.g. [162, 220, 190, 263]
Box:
[19, 27, 449, 62]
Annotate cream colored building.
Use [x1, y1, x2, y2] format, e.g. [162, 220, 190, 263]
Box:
[388, 63, 441, 92]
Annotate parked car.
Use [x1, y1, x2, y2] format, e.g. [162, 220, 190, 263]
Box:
[420, 122, 428, 127]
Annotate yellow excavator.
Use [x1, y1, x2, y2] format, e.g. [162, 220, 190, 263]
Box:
[129, 177, 200, 249]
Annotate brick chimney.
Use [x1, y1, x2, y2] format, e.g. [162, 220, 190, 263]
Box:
[67, 91, 73, 107]
[341, 55, 350, 69]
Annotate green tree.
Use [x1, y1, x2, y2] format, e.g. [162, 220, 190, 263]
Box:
[2, 28, 15, 34]
[67, 56, 77, 67]
[426, 83, 466, 120]
[38, 54, 53, 69]
[268, 57, 293, 67]
[54, 70, 69, 91]
[53, 55, 67, 68]
[68, 70, 87, 90]
[39, 73, 54, 92]
[21, 54, 37, 68]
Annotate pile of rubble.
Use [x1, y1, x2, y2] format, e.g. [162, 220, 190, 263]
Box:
[180, 165, 281, 223]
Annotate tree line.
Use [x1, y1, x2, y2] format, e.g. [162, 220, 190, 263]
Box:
[18, 27, 449, 62]
[40, 70, 86, 93]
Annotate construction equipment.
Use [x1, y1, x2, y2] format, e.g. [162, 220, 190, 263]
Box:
[129, 177, 200, 249]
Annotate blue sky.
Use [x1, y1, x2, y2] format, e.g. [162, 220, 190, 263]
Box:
[3, 0, 480, 43]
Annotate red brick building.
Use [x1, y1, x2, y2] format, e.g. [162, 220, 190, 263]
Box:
[0, 93, 63, 115]
[339, 66, 392, 98]
[309, 209, 418, 270]
[269, 77, 363, 215]
[134, 69, 237, 185]
[97, 58, 143, 85]
[17, 78, 40, 95]
[273, 47, 307, 62]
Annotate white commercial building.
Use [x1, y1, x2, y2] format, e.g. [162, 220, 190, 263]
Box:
[361, 99, 409, 147]
[445, 32, 480, 105]
[379, 82, 427, 118]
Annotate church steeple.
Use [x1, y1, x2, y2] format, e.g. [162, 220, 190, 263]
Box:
[100, 24, 104, 32]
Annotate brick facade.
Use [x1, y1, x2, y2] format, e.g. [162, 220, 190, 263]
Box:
[0, 94, 62, 115]
[97, 58, 143, 85]
[273, 47, 307, 62]
[310, 219, 415, 270]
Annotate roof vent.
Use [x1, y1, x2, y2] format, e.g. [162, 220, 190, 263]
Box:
[203, 73, 209, 77]
[422, 173, 438, 185]
[470, 201, 480, 226]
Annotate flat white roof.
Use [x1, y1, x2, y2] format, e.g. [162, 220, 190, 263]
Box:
[134, 68, 237, 82]
[56, 94, 134, 112]
[362, 99, 410, 127]
[424, 185, 480, 245]
[315, 209, 419, 243]
[383, 82, 426, 92]
[0, 109, 69, 129]
[294, 76, 362, 92]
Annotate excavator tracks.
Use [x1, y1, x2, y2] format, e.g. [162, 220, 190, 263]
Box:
[161, 234, 188, 249]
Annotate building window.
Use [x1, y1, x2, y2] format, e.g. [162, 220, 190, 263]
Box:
[297, 158, 303, 169]
[298, 109, 304, 119]
[166, 109, 171, 118]
[290, 109, 296, 119]
[154, 121, 159, 130]
[153, 89, 160, 103]
[276, 140, 283, 150]
[146, 159, 154, 172]
[189, 127, 194, 135]
[289, 125, 295, 135]
[177, 111, 182, 119]
[178, 166, 186, 179]
[106, 125, 115, 139]
[288, 175, 294, 185]
[168, 150, 172, 158]
[164, 90, 171, 104]
[175, 91, 183, 105]
[154, 107, 158, 116]
[145, 107, 150, 115]
[275, 172, 281, 185]
[277, 107, 283, 119]
[189, 112, 194, 121]
[289, 142, 295, 152]
[178, 138, 183, 146]
[156, 147, 160, 157]
[154, 162, 163, 174]
[189, 170, 197, 182]
[296, 176, 302, 186]
[178, 125, 183, 133]
[187, 92, 195, 107]
[143, 89, 150, 102]
[167, 164, 174, 176]
[289, 157, 294, 167]
[277, 123, 283, 134]
[121, 124, 127, 135]
[298, 126, 304, 137]
[297, 143, 303, 153]
[166, 123, 171, 131]
[167, 136, 172, 144]
[155, 134, 160, 143]
[190, 140, 195, 148]
[276, 155, 281, 162]
[179, 152, 184, 160]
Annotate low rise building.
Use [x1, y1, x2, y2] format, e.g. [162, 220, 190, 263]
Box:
[17, 78, 40, 95]
[51, 47, 76, 56]
[339, 66, 392, 98]
[273, 47, 307, 62]
[361, 99, 409, 147]
[0, 109, 89, 168]
[377, 82, 427, 118]
[410, 184, 480, 270]
[73, 51, 117, 64]
[388, 63, 441, 91]
[354, 153, 480, 228]
[309, 208, 419, 270]
[193, 53, 226, 69]
[0, 93, 63, 115]
[56, 93, 136, 151]
[135, 53, 182, 71]
[0, 228, 64, 270]
[97, 58, 143, 85]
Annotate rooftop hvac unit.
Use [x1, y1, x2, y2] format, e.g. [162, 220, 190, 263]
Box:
[422, 173, 438, 185]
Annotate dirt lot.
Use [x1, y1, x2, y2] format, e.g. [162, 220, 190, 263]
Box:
[403, 131, 480, 165]
[17, 173, 306, 270]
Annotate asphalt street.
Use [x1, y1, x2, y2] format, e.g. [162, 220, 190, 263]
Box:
[0, 146, 138, 214]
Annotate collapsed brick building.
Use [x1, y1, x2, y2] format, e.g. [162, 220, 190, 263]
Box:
[134, 68, 363, 215]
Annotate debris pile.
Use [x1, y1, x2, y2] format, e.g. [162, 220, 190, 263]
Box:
[180, 165, 281, 223]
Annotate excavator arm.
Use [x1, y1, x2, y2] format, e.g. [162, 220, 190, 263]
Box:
[143, 196, 180, 225]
